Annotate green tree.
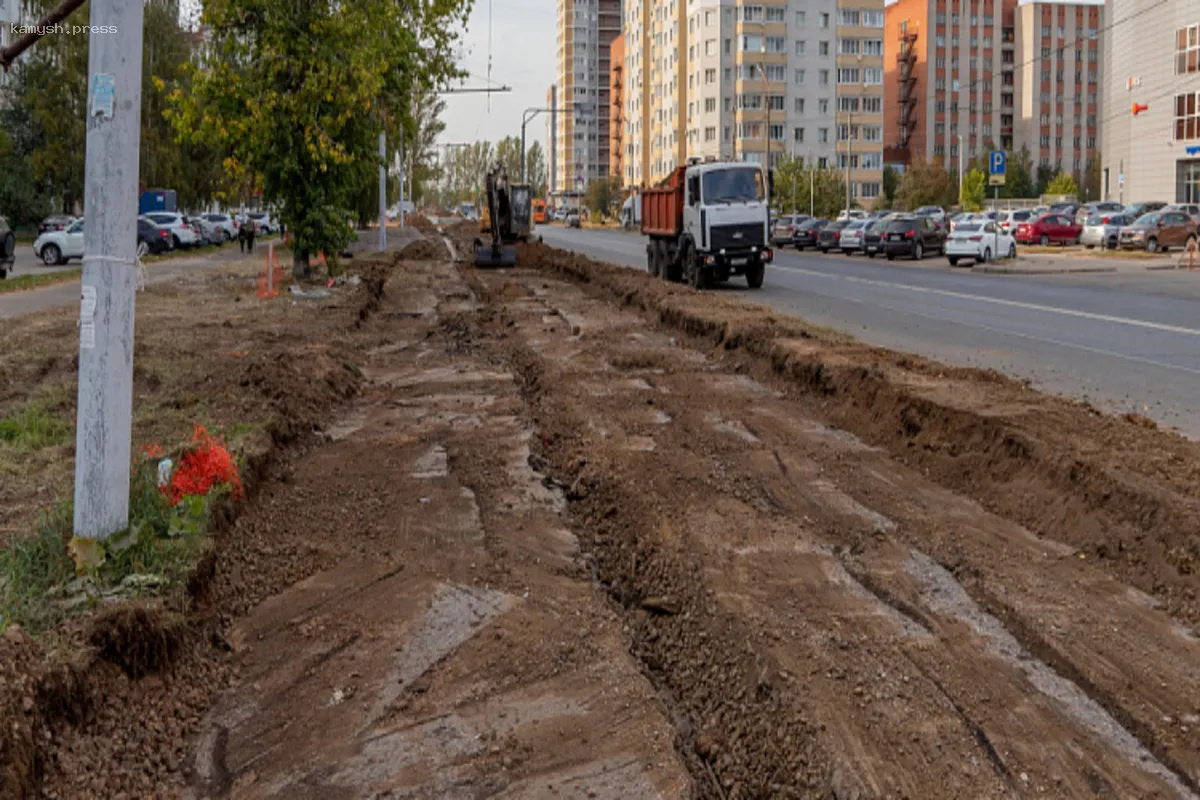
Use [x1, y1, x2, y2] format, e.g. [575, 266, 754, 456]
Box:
[1035, 162, 1057, 195]
[525, 141, 547, 197]
[1046, 170, 1079, 196]
[881, 165, 900, 208]
[586, 177, 614, 218]
[167, 0, 470, 274]
[772, 155, 806, 214]
[403, 87, 446, 206]
[895, 158, 956, 210]
[496, 136, 523, 184]
[1004, 145, 1036, 199]
[961, 168, 987, 212]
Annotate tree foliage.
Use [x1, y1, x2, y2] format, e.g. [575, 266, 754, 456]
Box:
[167, 0, 471, 273]
[442, 141, 495, 206]
[771, 156, 846, 219]
[1046, 170, 1079, 197]
[495, 136, 523, 184]
[403, 87, 446, 206]
[881, 165, 900, 208]
[895, 158, 956, 210]
[1004, 145, 1036, 199]
[961, 168, 987, 212]
[586, 177, 615, 218]
[525, 141, 547, 197]
[1035, 162, 1057, 195]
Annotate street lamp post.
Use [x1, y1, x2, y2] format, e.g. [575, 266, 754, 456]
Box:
[522, 105, 576, 185]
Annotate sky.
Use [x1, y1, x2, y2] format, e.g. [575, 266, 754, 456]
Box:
[439, 0, 558, 154]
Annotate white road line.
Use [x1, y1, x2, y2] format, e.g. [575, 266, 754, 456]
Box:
[775, 265, 1200, 337]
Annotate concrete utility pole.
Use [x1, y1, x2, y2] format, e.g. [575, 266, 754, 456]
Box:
[73, 0, 145, 542]
[958, 134, 965, 206]
[379, 131, 387, 250]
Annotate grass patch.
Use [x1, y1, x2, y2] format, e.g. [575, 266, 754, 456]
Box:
[0, 445, 233, 635]
[0, 400, 73, 450]
[0, 269, 81, 294]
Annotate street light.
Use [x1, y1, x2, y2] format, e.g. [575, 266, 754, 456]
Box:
[522, 104, 577, 185]
[844, 54, 863, 215]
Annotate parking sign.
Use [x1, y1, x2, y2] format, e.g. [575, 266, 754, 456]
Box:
[989, 150, 1006, 186]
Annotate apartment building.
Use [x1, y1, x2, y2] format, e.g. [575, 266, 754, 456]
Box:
[1013, 0, 1102, 181]
[548, 0, 622, 205]
[835, 2, 886, 203]
[622, 0, 893, 199]
[1102, 0, 1200, 204]
[884, 0, 1101, 185]
[610, 33, 625, 181]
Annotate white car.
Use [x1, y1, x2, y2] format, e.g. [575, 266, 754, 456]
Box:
[945, 220, 1015, 266]
[999, 209, 1033, 234]
[836, 209, 868, 222]
[201, 213, 238, 242]
[838, 220, 868, 254]
[141, 212, 199, 248]
[246, 211, 277, 234]
[33, 217, 86, 265]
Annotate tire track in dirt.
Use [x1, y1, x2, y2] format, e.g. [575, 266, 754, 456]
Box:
[461, 258, 1200, 799]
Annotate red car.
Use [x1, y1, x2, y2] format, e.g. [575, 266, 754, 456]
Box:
[1014, 212, 1082, 246]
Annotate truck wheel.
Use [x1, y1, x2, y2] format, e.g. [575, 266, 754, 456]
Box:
[745, 260, 765, 289]
[684, 242, 709, 290]
[662, 242, 683, 283]
[646, 245, 659, 277]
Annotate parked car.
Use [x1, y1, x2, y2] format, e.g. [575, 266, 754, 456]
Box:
[141, 212, 200, 248]
[33, 217, 85, 265]
[202, 213, 238, 241]
[1118, 211, 1198, 253]
[1164, 203, 1200, 221]
[817, 220, 849, 253]
[566, 211, 581, 228]
[946, 220, 1015, 266]
[793, 218, 828, 250]
[1123, 201, 1167, 219]
[999, 209, 1033, 234]
[136, 218, 174, 256]
[183, 215, 212, 246]
[1049, 202, 1080, 219]
[1080, 212, 1133, 250]
[949, 212, 975, 233]
[869, 209, 894, 219]
[1075, 201, 1124, 226]
[0, 216, 13, 279]
[861, 218, 890, 258]
[246, 211, 277, 234]
[839, 220, 868, 254]
[1013, 212, 1082, 246]
[914, 206, 947, 227]
[772, 214, 811, 246]
[38, 215, 76, 235]
[836, 209, 868, 222]
[883, 216, 946, 260]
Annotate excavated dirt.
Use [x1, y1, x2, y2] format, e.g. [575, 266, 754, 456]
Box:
[6, 234, 1200, 799]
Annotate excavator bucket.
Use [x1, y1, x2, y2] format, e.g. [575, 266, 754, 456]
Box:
[473, 240, 517, 268]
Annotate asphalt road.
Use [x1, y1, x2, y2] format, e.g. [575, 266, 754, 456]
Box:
[539, 226, 1200, 438]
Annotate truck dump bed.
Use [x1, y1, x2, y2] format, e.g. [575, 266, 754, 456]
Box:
[640, 166, 687, 238]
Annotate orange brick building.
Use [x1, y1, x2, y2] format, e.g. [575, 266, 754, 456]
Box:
[609, 33, 625, 185]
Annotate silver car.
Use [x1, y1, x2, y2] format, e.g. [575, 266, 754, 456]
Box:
[1080, 212, 1133, 250]
[839, 220, 868, 254]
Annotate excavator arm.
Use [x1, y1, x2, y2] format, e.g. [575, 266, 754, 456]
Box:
[474, 164, 518, 268]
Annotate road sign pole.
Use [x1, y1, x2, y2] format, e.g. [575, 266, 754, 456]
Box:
[994, 186, 999, 261]
[73, 0, 146, 542]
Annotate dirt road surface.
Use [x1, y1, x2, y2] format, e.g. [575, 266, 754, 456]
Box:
[4, 224, 1200, 799]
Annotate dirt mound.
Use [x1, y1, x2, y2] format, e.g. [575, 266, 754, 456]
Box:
[520, 241, 1200, 625]
[406, 214, 438, 235]
[89, 606, 188, 680]
[398, 236, 447, 262]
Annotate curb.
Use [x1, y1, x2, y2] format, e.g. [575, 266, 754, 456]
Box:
[972, 264, 1118, 275]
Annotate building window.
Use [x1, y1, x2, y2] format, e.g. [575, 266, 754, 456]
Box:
[862, 96, 881, 113]
[1176, 92, 1200, 140]
[838, 9, 859, 26]
[705, 126, 716, 142]
[861, 153, 881, 169]
[1041, 25, 1050, 37]
[794, 127, 804, 142]
[705, 68, 716, 84]
[936, 12, 945, 24]
[936, 34, 945, 47]
[819, 98, 829, 114]
[794, 98, 805, 113]
[819, 12, 830, 29]
[740, 5, 764, 22]
[837, 67, 859, 84]
[737, 93, 763, 110]
[765, 36, 786, 53]
[704, 9, 714, 25]
[724, 126, 731, 142]
[704, 39, 716, 56]
[795, 69, 806, 84]
[819, 69, 830, 86]
[795, 40, 805, 55]
[818, 157, 829, 168]
[935, 100, 946, 112]
[724, 97, 731, 111]
[862, 125, 882, 141]
[738, 122, 762, 138]
[936, 55, 946, 68]
[819, 40, 830, 56]
[741, 34, 763, 51]
[766, 6, 784, 22]
[817, 127, 828, 142]
[766, 65, 785, 81]
[861, 182, 881, 199]
[705, 97, 717, 112]
[935, 123, 945, 135]
[935, 77, 946, 91]
[863, 10, 883, 27]
[1055, 136, 1062, 148]
[934, 143, 945, 156]
[839, 38, 860, 55]
[863, 39, 883, 56]
[837, 124, 858, 141]
[769, 124, 784, 141]
[768, 94, 784, 111]
[795, 10, 805, 26]
[838, 96, 859, 113]
[1177, 25, 1200, 74]
[863, 67, 882, 84]
[724, 67, 732, 82]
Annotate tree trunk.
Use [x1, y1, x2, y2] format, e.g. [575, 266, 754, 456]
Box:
[292, 252, 311, 280]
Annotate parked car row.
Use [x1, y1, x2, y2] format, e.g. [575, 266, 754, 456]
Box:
[778, 212, 1014, 266]
[1013, 204, 1198, 252]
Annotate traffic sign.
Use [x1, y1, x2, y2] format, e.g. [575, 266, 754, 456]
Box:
[989, 150, 1006, 176]
[989, 173, 1006, 186]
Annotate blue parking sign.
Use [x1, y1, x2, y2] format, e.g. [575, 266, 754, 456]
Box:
[989, 150, 1006, 175]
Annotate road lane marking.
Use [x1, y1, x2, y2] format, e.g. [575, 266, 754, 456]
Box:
[777, 265, 1200, 337]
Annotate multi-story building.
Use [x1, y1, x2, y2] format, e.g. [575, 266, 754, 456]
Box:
[548, 0, 622, 207]
[885, 0, 1102, 187]
[835, 2, 886, 203]
[1013, 0, 1102, 182]
[1102, 0, 1200, 204]
[622, 0, 889, 204]
[609, 33, 625, 182]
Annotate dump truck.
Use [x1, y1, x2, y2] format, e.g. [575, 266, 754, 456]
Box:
[641, 159, 772, 289]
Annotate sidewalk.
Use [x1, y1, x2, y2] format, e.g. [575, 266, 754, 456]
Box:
[974, 250, 1195, 275]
